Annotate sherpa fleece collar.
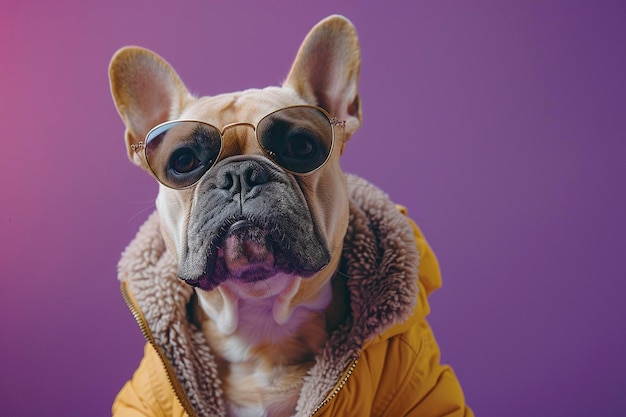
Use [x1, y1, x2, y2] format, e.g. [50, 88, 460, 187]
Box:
[118, 174, 420, 417]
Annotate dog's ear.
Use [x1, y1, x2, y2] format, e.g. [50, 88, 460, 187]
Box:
[284, 15, 362, 142]
[109, 47, 192, 166]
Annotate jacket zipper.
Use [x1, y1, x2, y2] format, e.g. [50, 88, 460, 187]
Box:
[123, 280, 358, 417]
[120, 282, 200, 417]
[309, 357, 359, 417]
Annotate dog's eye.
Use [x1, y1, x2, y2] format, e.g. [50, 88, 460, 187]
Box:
[170, 148, 201, 174]
[285, 133, 317, 159]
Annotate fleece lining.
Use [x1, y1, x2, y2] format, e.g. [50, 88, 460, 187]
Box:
[118, 174, 420, 417]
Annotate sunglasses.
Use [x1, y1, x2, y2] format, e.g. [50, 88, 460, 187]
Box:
[131, 105, 345, 189]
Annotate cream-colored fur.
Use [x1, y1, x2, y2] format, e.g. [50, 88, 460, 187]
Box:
[194, 282, 331, 416]
[110, 15, 361, 417]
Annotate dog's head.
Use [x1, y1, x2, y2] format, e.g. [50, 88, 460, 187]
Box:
[110, 15, 361, 332]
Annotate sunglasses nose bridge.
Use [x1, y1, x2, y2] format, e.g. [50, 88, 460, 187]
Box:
[220, 121, 256, 135]
[219, 121, 268, 157]
[220, 121, 258, 145]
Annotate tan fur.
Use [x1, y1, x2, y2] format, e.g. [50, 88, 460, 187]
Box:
[189, 267, 349, 415]
[192, 294, 332, 416]
[110, 15, 361, 417]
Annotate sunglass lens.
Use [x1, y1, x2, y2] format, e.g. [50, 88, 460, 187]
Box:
[256, 107, 333, 174]
[145, 121, 221, 188]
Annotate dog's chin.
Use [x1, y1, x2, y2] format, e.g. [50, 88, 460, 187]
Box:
[183, 220, 318, 294]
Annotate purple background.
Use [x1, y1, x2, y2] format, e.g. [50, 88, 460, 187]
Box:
[1, 1, 625, 416]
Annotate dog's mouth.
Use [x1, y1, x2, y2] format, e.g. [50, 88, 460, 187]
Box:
[219, 220, 276, 278]
[185, 218, 316, 292]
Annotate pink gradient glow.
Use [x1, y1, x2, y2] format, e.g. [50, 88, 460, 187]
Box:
[1, 1, 625, 416]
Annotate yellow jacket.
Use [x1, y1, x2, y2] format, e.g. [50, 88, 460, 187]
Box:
[113, 175, 473, 417]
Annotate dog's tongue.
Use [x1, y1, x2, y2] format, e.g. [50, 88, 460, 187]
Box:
[221, 221, 275, 280]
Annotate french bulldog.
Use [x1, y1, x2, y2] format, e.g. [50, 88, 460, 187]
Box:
[110, 14, 361, 416]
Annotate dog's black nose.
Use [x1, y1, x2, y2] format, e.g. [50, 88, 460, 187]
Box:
[215, 160, 271, 198]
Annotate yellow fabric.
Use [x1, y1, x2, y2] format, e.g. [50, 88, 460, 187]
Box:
[113, 343, 189, 417]
[112, 211, 472, 417]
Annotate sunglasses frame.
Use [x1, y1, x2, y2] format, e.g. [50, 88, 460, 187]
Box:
[131, 105, 345, 189]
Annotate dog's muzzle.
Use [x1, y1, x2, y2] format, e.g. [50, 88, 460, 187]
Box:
[177, 157, 331, 292]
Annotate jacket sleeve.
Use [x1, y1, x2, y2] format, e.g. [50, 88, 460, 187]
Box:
[112, 344, 184, 417]
[390, 207, 474, 417]
[394, 320, 473, 417]
[354, 316, 473, 417]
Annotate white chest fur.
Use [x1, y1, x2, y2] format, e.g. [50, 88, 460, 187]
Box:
[195, 276, 332, 417]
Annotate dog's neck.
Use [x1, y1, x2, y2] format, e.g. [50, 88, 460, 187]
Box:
[195, 272, 334, 333]
[193, 272, 348, 416]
